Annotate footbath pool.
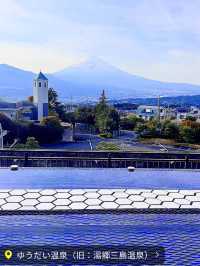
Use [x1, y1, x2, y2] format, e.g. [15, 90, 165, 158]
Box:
[0, 168, 200, 189]
[0, 213, 199, 265]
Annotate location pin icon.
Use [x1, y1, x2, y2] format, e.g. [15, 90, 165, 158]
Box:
[4, 250, 13, 260]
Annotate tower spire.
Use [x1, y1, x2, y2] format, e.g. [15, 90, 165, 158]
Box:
[99, 89, 107, 103]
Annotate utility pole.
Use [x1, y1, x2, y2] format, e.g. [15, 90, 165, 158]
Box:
[70, 95, 73, 112]
[157, 95, 160, 122]
[166, 103, 170, 120]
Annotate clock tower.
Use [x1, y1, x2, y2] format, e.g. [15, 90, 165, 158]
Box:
[33, 71, 48, 120]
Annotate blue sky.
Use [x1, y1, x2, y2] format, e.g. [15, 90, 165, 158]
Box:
[0, 0, 200, 84]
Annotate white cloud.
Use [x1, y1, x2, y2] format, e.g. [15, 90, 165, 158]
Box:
[0, 0, 28, 17]
[0, 0, 200, 85]
[0, 41, 79, 72]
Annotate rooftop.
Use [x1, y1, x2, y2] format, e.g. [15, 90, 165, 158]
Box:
[35, 71, 48, 81]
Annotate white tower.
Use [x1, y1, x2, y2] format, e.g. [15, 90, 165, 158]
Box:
[33, 71, 48, 120]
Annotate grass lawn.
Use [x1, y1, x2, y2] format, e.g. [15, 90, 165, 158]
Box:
[139, 137, 200, 150]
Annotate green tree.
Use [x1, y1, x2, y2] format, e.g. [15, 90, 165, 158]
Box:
[0, 113, 29, 143]
[75, 106, 95, 125]
[162, 121, 179, 139]
[180, 126, 196, 143]
[95, 90, 119, 134]
[55, 103, 66, 121]
[135, 123, 147, 134]
[135, 119, 161, 138]
[63, 112, 76, 123]
[107, 108, 120, 132]
[120, 115, 143, 130]
[0, 112, 66, 146]
[185, 116, 197, 122]
[41, 116, 63, 130]
[48, 88, 66, 120]
[138, 119, 160, 138]
[48, 88, 58, 112]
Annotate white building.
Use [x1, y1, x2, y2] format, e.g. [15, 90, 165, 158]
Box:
[33, 71, 48, 120]
[176, 106, 200, 122]
[136, 105, 167, 121]
[189, 106, 200, 121]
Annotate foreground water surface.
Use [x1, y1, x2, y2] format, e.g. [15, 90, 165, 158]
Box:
[0, 213, 199, 265]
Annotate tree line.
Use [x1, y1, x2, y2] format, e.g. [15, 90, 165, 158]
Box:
[0, 88, 120, 148]
[62, 90, 120, 137]
[136, 117, 200, 144]
[1, 112, 64, 147]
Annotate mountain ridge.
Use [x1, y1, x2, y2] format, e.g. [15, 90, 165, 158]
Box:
[0, 58, 200, 101]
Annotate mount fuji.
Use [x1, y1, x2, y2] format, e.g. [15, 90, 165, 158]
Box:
[0, 58, 200, 101]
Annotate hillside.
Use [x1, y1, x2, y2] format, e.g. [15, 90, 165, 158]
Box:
[110, 95, 200, 107]
[1, 58, 200, 101]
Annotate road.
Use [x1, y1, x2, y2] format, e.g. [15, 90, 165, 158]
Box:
[42, 130, 193, 152]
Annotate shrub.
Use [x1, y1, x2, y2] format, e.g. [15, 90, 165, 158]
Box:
[25, 137, 40, 149]
[40, 116, 64, 143]
[99, 132, 113, 138]
[0, 113, 64, 145]
[14, 137, 40, 149]
[120, 115, 143, 130]
[96, 142, 120, 151]
[180, 126, 198, 144]
[162, 121, 179, 139]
